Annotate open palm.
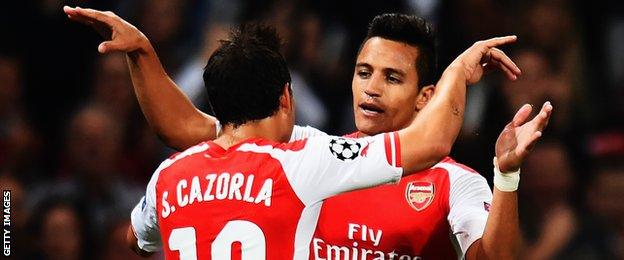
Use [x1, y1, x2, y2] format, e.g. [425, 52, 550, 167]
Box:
[495, 102, 553, 172]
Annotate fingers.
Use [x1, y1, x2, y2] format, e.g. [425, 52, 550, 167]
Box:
[467, 36, 520, 82]
[63, 6, 116, 26]
[489, 48, 521, 80]
[98, 42, 110, 54]
[480, 35, 518, 48]
[76, 7, 115, 24]
[533, 101, 553, 131]
[65, 6, 94, 25]
[520, 130, 543, 156]
[511, 104, 533, 127]
[63, 5, 77, 15]
[98, 41, 125, 53]
[513, 101, 552, 157]
[517, 101, 552, 154]
[484, 58, 516, 80]
[541, 101, 553, 116]
[66, 13, 93, 25]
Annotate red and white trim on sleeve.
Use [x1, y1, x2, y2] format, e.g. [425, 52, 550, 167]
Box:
[383, 132, 402, 168]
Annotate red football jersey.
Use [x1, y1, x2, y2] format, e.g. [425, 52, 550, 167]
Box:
[131, 132, 403, 259]
[296, 129, 493, 260]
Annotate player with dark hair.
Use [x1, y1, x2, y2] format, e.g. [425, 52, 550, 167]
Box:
[313, 14, 537, 259]
[353, 14, 439, 138]
[202, 24, 292, 128]
[65, 6, 551, 259]
[361, 13, 437, 85]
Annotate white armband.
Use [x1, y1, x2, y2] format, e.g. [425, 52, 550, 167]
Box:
[493, 157, 520, 192]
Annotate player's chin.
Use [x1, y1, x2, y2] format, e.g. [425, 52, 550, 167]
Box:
[355, 116, 386, 136]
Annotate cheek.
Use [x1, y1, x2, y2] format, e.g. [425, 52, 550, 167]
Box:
[388, 105, 412, 121]
[387, 90, 415, 109]
[352, 78, 363, 93]
[386, 96, 416, 119]
[352, 83, 362, 103]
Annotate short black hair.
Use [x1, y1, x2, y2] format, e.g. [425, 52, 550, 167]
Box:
[362, 13, 437, 87]
[203, 23, 291, 127]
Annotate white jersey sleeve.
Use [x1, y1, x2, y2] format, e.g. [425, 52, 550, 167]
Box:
[290, 125, 328, 141]
[130, 168, 162, 252]
[436, 162, 493, 257]
[130, 143, 210, 252]
[240, 132, 403, 206]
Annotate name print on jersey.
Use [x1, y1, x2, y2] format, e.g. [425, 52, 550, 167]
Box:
[161, 172, 273, 218]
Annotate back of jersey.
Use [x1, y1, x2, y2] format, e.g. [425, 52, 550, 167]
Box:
[154, 140, 307, 259]
[131, 133, 403, 260]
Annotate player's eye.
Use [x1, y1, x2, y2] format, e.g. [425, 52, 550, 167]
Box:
[357, 70, 371, 79]
[386, 75, 402, 84]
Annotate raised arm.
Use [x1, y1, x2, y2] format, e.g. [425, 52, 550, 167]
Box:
[466, 101, 553, 260]
[398, 36, 521, 174]
[64, 6, 216, 150]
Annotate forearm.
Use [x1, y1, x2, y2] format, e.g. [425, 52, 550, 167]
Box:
[398, 67, 466, 173]
[472, 189, 520, 260]
[126, 43, 217, 150]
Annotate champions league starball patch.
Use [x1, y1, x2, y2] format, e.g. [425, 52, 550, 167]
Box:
[329, 138, 362, 161]
[406, 181, 435, 211]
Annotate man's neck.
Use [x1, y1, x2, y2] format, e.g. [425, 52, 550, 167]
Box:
[357, 114, 418, 138]
[214, 119, 286, 149]
[357, 131, 370, 138]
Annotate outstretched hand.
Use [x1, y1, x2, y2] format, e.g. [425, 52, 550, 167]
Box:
[63, 6, 149, 54]
[495, 102, 553, 172]
[449, 36, 522, 85]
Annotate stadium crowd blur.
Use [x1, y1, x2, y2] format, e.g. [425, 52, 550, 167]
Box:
[1, 0, 623, 259]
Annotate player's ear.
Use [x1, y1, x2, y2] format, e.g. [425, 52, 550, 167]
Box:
[416, 85, 435, 111]
[279, 82, 294, 112]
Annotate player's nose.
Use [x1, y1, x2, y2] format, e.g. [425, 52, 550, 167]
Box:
[363, 74, 383, 98]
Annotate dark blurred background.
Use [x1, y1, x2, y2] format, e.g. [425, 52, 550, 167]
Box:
[0, 0, 623, 259]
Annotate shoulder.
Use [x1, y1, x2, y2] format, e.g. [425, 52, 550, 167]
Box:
[290, 125, 328, 141]
[342, 131, 360, 138]
[433, 157, 479, 175]
[156, 142, 212, 179]
[432, 157, 488, 190]
[236, 138, 311, 154]
[432, 157, 483, 182]
[166, 142, 210, 163]
[434, 158, 492, 209]
[242, 135, 360, 153]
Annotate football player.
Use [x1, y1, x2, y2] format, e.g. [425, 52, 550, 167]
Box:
[65, 6, 549, 259]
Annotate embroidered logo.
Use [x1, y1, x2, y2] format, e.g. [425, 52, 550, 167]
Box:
[406, 181, 435, 211]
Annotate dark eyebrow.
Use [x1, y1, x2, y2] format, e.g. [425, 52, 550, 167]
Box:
[383, 67, 406, 77]
[356, 63, 406, 77]
[355, 62, 372, 70]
